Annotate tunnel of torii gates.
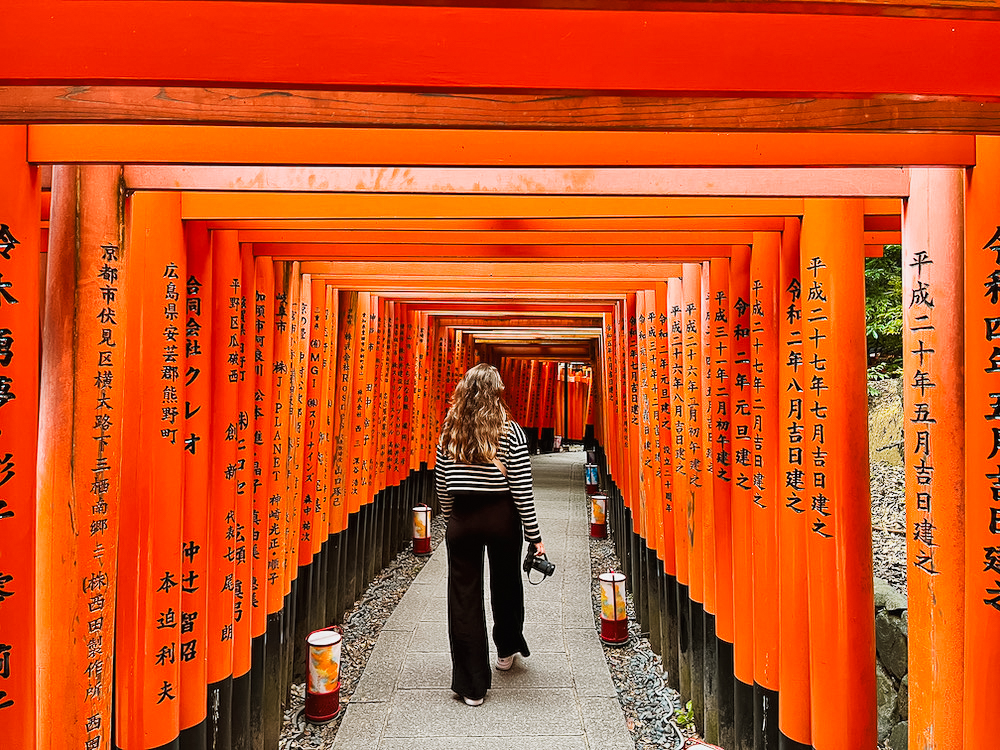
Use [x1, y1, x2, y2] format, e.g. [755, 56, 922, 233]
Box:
[4, 5, 1000, 750]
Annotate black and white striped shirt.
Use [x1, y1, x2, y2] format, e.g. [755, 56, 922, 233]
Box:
[434, 421, 542, 543]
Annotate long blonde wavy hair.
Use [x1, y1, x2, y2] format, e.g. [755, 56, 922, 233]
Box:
[439, 363, 510, 463]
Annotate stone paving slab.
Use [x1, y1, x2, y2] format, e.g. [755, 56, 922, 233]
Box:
[384, 688, 584, 737]
[333, 452, 633, 750]
[378, 738, 588, 750]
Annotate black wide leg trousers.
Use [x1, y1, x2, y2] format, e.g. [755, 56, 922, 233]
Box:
[446, 491, 531, 700]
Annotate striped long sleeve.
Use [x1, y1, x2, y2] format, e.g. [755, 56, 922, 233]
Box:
[434, 421, 542, 543]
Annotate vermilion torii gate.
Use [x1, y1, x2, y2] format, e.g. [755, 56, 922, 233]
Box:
[2, 3, 999, 750]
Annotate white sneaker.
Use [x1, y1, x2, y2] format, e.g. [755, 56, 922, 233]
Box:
[464, 696, 484, 706]
[496, 655, 515, 671]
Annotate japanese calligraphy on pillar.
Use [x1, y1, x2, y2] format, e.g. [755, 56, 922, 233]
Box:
[907, 239, 941, 575]
[252, 258, 274, 627]
[669, 283, 687, 497]
[0, 222, 19, 715]
[85, 238, 125, 750]
[208, 232, 241, 683]
[179, 224, 209, 729]
[0, 142, 39, 746]
[964, 137, 1000, 749]
[656, 284, 673, 517]
[712, 266, 732, 484]
[782, 265, 805, 515]
[268, 266, 290, 605]
[148, 256, 185, 730]
[803, 254, 833, 539]
[731, 288, 752, 499]
[977, 226, 1000, 602]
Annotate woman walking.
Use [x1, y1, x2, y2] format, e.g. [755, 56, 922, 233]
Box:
[435, 363, 546, 706]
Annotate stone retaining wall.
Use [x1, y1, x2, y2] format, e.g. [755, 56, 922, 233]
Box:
[875, 577, 908, 749]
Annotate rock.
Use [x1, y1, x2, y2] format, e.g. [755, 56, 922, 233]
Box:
[876, 661, 900, 743]
[874, 577, 908, 612]
[897, 674, 908, 720]
[875, 610, 909, 681]
[889, 720, 908, 750]
[901, 609, 908, 637]
[868, 377, 904, 466]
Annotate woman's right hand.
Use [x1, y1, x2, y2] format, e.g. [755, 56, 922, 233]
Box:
[533, 541, 546, 557]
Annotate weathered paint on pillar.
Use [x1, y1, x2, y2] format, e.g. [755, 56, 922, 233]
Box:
[302, 280, 327, 563]
[963, 135, 1000, 750]
[38, 165, 125, 750]
[655, 281, 677, 578]
[267, 263, 291, 612]
[668, 278, 690, 590]
[233, 243, 255, 682]
[251, 256, 274, 635]
[0, 126, 40, 750]
[903, 167, 965, 750]
[181, 221, 212, 734]
[117, 190, 186, 749]
[683, 263, 705, 605]
[700, 263, 717, 620]
[729, 244, 755, 688]
[777, 218, 812, 746]
[709, 259, 734, 644]
[644, 289, 664, 561]
[801, 199, 876, 749]
[750, 232, 781, 696]
[207, 230, 241, 689]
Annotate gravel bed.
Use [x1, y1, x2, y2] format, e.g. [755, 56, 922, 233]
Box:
[589, 534, 689, 750]
[870, 461, 907, 596]
[277, 459, 905, 750]
[278, 515, 448, 750]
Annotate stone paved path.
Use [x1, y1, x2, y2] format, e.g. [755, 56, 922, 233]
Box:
[331, 451, 633, 750]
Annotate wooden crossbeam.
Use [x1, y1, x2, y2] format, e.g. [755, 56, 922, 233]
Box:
[183, 193, 899, 220]
[28, 127, 972, 167]
[253, 243, 734, 261]
[4, 5, 1000, 99]
[118, 165, 914, 194]
[240, 230, 757, 245]
[5, 88, 1000, 133]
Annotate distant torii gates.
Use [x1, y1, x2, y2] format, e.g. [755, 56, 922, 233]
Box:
[2, 3, 1000, 750]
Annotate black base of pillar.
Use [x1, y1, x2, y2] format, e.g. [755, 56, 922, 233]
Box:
[326, 531, 343, 623]
[338, 521, 352, 617]
[248, 633, 265, 750]
[677, 582, 692, 701]
[703, 612, 720, 745]
[263, 613, 284, 750]
[136, 738, 181, 750]
[231, 670, 251, 750]
[179, 721, 207, 750]
[734, 677, 755, 750]
[646, 547, 661, 656]
[206, 678, 233, 750]
[539, 426, 555, 453]
[716, 639, 736, 750]
[281, 587, 295, 699]
[314, 543, 328, 631]
[345, 512, 360, 611]
[690, 600, 705, 732]
[753, 683, 780, 750]
[778, 733, 812, 750]
[293, 562, 312, 682]
[661, 573, 680, 692]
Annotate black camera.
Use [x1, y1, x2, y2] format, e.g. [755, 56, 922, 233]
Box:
[523, 543, 556, 580]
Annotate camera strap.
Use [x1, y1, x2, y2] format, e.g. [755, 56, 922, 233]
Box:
[526, 566, 548, 586]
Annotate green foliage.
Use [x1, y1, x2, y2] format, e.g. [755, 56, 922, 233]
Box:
[675, 700, 695, 728]
[865, 244, 903, 377]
